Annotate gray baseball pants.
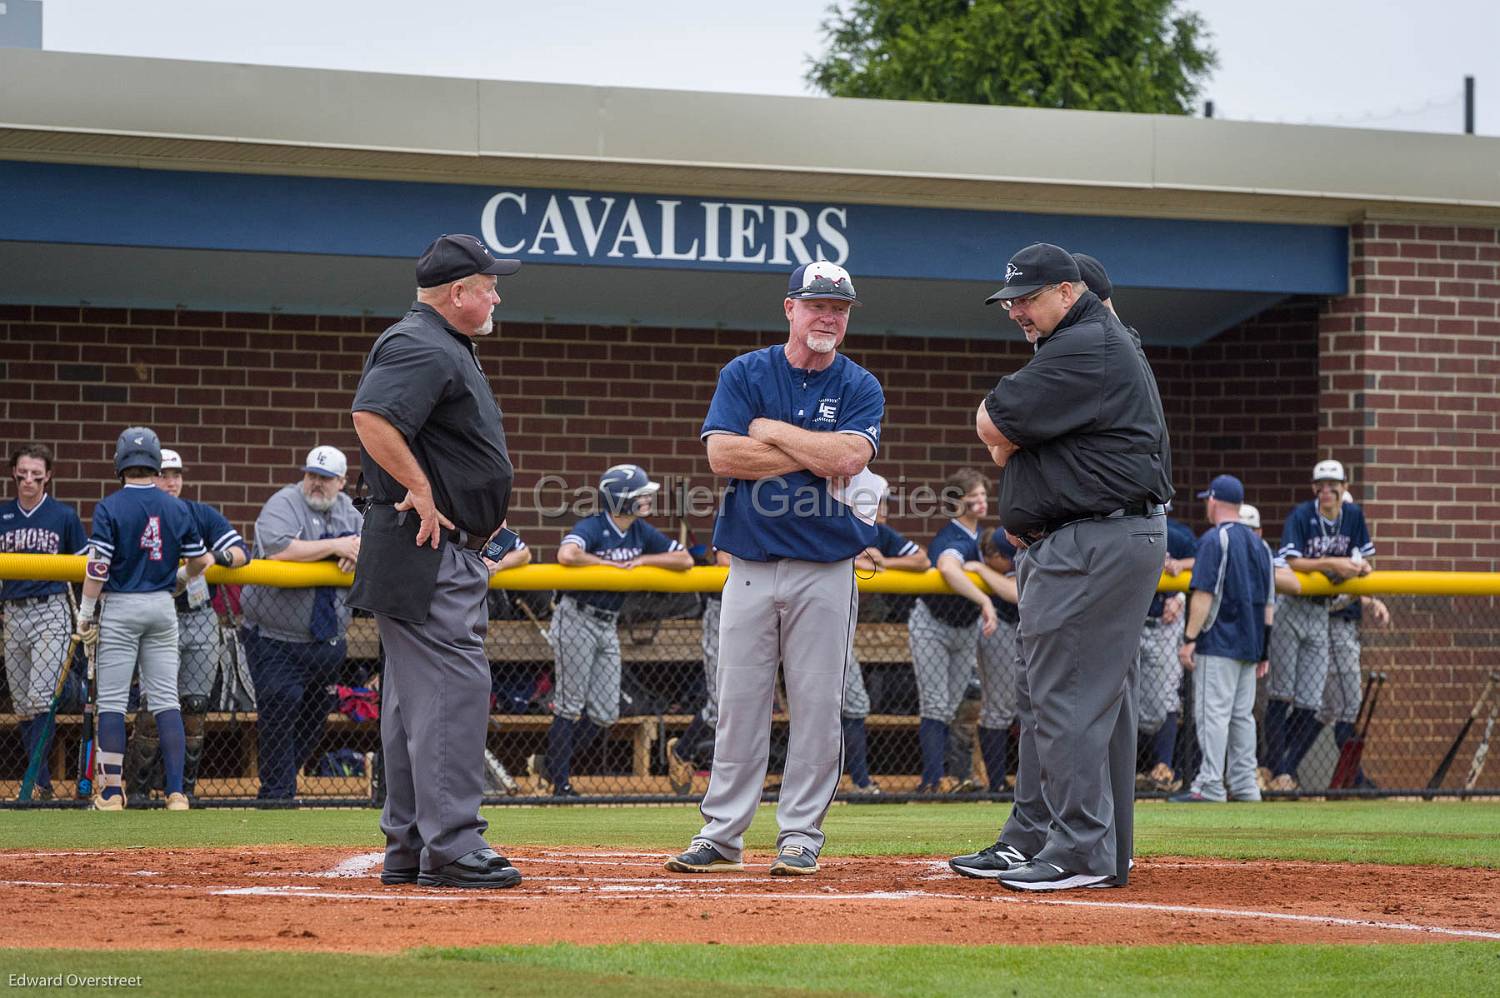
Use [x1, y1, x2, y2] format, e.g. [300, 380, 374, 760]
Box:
[1136, 607, 1184, 735]
[377, 543, 492, 872]
[978, 619, 1021, 729]
[999, 515, 1163, 881]
[96, 592, 180, 715]
[1190, 654, 1261, 802]
[699, 597, 722, 726]
[3, 594, 72, 716]
[695, 556, 857, 860]
[909, 599, 978, 723]
[548, 597, 622, 726]
[1320, 616, 1362, 725]
[1269, 595, 1331, 710]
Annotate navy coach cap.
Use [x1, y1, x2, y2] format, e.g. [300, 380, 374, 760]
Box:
[1197, 474, 1246, 504]
[985, 243, 1081, 305]
[787, 261, 861, 305]
[1071, 253, 1113, 302]
[416, 234, 522, 288]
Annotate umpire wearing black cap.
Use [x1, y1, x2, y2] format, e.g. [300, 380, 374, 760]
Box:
[348, 234, 523, 889]
[964, 242, 1171, 891]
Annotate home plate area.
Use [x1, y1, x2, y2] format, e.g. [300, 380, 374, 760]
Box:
[2, 847, 1497, 951]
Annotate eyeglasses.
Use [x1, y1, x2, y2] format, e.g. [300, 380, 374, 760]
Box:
[999, 285, 1057, 310]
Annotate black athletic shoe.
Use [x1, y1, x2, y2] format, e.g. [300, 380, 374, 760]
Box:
[380, 867, 419, 886]
[998, 861, 1109, 892]
[664, 840, 743, 873]
[949, 840, 1030, 879]
[417, 848, 522, 889]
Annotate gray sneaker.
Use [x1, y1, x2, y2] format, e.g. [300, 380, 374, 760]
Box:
[949, 839, 1029, 879]
[769, 844, 819, 876]
[664, 840, 743, 873]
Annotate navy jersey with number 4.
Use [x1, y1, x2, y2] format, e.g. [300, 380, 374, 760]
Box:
[0, 494, 89, 601]
[919, 520, 983, 627]
[89, 483, 207, 594]
[1278, 500, 1375, 620]
[560, 513, 681, 613]
[702, 346, 883, 562]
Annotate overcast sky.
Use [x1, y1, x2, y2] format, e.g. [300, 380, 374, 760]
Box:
[36, 0, 1497, 136]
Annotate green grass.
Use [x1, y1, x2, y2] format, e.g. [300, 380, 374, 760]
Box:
[3, 944, 1497, 997]
[2, 799, 1499, 868]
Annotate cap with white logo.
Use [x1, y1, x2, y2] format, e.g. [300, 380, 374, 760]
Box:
[303, 445, 348, 479]
[985, 242, 1081, 306]
[1312, 459, 1346, 483]
[160, 449, 184, 471]
[786, 261, 860, 305]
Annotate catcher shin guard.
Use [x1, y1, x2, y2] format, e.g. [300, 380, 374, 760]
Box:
[182, 710, 207, 796]
[123, 710, 160, 806]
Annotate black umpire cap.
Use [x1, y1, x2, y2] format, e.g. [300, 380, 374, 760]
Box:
[1071, 253, 1112, 302]
[416, 234, 522, 288]
[985, 242, 1081, 305]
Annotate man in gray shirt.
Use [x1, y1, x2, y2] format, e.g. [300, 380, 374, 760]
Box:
[241, 445, 362, 802]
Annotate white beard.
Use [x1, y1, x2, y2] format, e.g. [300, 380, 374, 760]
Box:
[302, 490, 337, 513]
[806, 333, 838, 354]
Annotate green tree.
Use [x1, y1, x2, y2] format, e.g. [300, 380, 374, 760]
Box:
[807, 0, 1216, 114]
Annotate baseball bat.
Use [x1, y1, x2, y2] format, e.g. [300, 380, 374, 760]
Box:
[18, 632, 83, 802]
[1329, 673, 1379, 790]
[515, 597, 552, 643]
[66, 586, 97, 799]
[1424, 672, 1499, 799]
[1462, 692, 1499, 797]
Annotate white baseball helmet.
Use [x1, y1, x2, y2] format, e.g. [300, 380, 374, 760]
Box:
[1312, 459, 1346, 483]
[1238, 503, 1261, 529]
[159, 448, 184, 471]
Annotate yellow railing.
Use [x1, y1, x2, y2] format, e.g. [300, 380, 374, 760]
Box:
[3, 553, 1498, 597]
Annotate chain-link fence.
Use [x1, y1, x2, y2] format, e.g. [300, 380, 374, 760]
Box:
[2, 556, 1497, 805]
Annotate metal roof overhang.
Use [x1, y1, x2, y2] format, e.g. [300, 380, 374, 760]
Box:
[3, 51, 1496, 345]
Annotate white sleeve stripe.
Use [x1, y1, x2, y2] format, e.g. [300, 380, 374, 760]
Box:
[936, 548, 966, 566]
[898, 541, 919, 556]
[90, 541, 115, 556]
[560, 535, 587, 550]
[72, 545, 92, 556]
[667, 541, 683, 551]
[182, 542, 207, 557]
[1360, 543, 1376, 555]
[700, 429, 737, 440]
[1278, 544, 1302, 559]
[211, 530, 243, 551]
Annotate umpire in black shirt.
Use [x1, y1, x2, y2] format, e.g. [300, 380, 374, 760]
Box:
[348, 234, 522, 889]
[968, 243, 1171, 891]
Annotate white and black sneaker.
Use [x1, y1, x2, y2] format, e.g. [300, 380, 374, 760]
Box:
[949, 840, 1029, 880]
[998, 861, 1109, 892]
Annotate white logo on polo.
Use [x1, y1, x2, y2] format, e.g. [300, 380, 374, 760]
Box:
[817, 399, 839, 422]
[1005, 263, 1022, 282]
[866, 425, 879, 439]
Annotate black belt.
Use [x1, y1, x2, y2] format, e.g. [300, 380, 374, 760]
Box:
[1143, 617, 1160, 628]
[1020, 502, 1166, 547]
[567, 598, 619, 623]
[447, 529, 489, 552]
[5, 593, 62, 607]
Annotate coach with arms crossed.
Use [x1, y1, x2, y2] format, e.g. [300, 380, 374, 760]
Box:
[349, 234, 523, 890]
[666, 261, 883, 877]
[968, 243, 1171, 891]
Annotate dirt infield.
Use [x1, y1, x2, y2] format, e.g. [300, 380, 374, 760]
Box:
[3, 847, 1497, 951]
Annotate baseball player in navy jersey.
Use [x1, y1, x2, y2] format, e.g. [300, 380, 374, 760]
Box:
[2, 444, 88, 800]
[533, 464, 692, 796]
[666, 261, 882, 876]
[844, 476, 928, 793]
[1265, 459, 1375, 792]
[667, 535, 732, 795]
[976, 527, 1022, 793]
[910, 469, 1008, 793]
[122, 448, 250, 805]
[77, 428, 212, 810]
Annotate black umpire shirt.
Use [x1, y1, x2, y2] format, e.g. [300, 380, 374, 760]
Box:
[985, 292, 1172, 536]
[352, 303, 514, 539]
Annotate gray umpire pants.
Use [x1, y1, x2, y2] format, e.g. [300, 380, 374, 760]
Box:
[695, 556, 857, 860]
[377, 543, 492, 872]
[1191, 654, 1261, 802]
[999, 515, 1164, 881]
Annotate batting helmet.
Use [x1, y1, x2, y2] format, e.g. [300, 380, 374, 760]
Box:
[599, 464, 660, 515]
[114, 426, 163, 476]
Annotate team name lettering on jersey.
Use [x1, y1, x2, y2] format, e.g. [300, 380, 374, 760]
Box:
[0, 527, 63, 554]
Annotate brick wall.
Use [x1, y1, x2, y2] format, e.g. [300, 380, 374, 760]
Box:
[1, 303, 1320, 556]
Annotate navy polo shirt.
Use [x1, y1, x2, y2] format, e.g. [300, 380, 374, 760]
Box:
[1190, 520, 1274, 662]
[702, 346, 883, 562]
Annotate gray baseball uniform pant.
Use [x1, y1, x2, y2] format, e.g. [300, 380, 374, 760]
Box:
[96, 592, 180, 715]
[977, 619, 1021, 729]
[1321, 616, 1362, 725]
[175, 605, 222, 701]
[842, 653, 871, 719]
[1269, 595, 1331, 710]
[377, 544, 492, 872]
[3, 594, 71, 716]
[1000, 515, 1162, 881]
[699, 597, 722, 726]
[548, 597, 622, 726]
[695, 556, 857, 860]
[1136, 607, 1184, 735]
[908, 599, 978, 723]
[1190, 654, 1261, 802]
